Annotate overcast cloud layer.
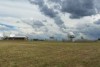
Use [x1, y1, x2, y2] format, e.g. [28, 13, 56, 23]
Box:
[0, 0, 100, 40]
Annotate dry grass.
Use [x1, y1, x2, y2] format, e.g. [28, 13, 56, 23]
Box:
[0, 40, 100, 67]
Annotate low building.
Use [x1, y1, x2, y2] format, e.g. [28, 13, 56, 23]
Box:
[4, 33, 28, 40]
[3, 36, 28, 40]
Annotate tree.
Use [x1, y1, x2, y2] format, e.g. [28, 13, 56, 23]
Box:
[98, 38, 100, 40]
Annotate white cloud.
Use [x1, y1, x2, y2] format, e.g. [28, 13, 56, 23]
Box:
[0, 0, 44, 19]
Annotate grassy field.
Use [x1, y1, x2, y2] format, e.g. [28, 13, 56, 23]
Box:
[0, 41, 100, 67]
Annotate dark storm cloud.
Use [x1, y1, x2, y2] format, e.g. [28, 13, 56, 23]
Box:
[94, 0, 100, 13]
[29, 0, 66, 30]
[54, 16, 67, 32]
[29, 0, 64, 29]
[40, 5, 58, 18]
[48, 0, 61, 3]
[28, 0, 100, 36]
[76, 23, 100, 39]
[61, 0, 96, 18]
[29, 0, 98, 19]
[24, 20, 44, 28]
[33, 20, 44, 28]
[54, 16, 64, 25]
[29, 0, 44, 6]
[29, 0, 57, 18]
[94, 19, 100, 24]
[47, 0, 97, 18]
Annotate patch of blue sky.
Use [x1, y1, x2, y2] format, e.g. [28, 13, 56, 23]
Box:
[0, 22, 17, 30]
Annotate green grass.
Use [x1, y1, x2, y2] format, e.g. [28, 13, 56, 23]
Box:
[0, 41, 100, 67]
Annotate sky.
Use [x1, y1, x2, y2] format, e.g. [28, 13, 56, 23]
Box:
[0, 0, 100, 40]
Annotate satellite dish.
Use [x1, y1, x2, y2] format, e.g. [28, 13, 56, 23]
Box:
[68, 32, 75, 36]
[67, 32, 75, 42]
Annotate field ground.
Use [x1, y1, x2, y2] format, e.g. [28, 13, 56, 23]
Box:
[0, 41, 100, 67]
